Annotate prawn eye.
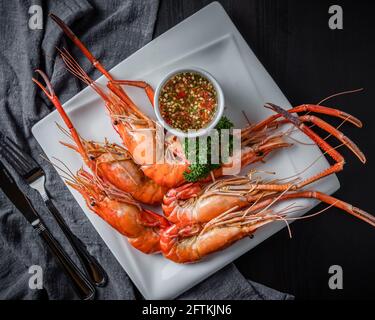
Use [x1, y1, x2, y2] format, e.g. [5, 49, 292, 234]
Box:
[89, 155, 95, 160]
[113, 120, 118, 125]
[89, 196, 96, 206]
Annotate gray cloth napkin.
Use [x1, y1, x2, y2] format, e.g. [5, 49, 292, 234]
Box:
[0, 0, 293, 300]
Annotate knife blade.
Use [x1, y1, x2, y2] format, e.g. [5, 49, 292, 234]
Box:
[0, 159, 96, 300]
[0, 160, 45, 227]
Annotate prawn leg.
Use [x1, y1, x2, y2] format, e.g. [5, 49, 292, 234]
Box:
[250, 104, 362, 132]
[264, 103, 366, 189]
[110, 80, 155, 106]
[247, 191, 375, 227]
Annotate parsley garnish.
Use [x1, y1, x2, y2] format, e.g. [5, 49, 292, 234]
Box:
[183, 116, 234, 182]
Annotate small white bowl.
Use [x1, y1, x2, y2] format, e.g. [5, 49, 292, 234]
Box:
[154, 67, 224, 138]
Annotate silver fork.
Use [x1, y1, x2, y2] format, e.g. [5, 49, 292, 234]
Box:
[0, 134, 107, 287]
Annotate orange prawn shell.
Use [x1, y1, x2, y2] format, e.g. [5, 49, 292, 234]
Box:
[96, 152, 168, 205]
[67, 170, 167, 254]
[92, 198, 162, 254]
[160, 223, 260, 263]
[162, 180, 252, 226]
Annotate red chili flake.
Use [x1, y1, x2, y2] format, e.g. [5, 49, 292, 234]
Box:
[177, 90, 186, 98]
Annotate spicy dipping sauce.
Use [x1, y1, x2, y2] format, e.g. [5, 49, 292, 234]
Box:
[158, 71, 218, 132]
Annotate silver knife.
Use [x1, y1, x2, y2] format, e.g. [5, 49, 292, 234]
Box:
[0, 159, 96, 300]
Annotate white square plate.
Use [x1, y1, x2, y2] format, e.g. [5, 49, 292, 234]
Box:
[32, 2, 339, 299]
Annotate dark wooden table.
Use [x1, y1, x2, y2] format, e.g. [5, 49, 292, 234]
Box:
[154, 0, 375, 299]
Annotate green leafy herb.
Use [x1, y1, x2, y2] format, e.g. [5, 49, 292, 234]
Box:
[215, 116, 234, 130]
[183, 116, 234, 182]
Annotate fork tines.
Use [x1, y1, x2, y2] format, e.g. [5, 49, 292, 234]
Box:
[0, 134, 41, 181]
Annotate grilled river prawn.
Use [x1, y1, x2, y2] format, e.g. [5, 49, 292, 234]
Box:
[33, 70, 168, 205]
[62, 168, 169, 254]
[160, 190, 374, 263]
[160, 171, 375, 263]
[163, 103, 366, 227]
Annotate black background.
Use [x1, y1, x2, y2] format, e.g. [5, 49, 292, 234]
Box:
[155, 0, 375, 299]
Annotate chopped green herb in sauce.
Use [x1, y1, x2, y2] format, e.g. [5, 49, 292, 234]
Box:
[159, 72, 217, 132]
